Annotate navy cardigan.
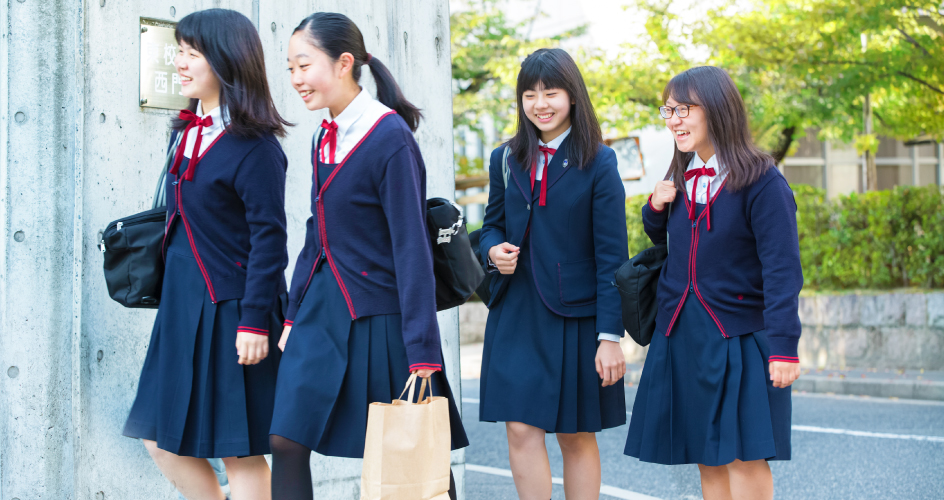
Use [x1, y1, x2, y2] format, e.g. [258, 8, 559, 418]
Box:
[285, 112, 443, 372]
[642, 166, 803, 362]
[478, 139, 629, 335]
[164, 132, 289, 336]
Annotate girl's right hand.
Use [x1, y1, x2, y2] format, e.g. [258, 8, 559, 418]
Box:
[650, 180, 677, 211]
[488, 242, 520, 274]
[278, 325, 291, 352]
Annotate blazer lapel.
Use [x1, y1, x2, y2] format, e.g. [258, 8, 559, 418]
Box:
[506, 153, 532, 202]
[538, 136, 574, 199]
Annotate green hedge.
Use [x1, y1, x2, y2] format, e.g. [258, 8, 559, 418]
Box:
[625, 185, 944, 290]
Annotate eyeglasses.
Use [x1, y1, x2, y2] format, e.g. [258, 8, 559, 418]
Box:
[659, 104, 699, 119]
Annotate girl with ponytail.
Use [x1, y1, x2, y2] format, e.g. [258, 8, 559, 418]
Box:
[268, 12, 467, 499]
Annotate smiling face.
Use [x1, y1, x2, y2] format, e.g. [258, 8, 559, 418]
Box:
[288, 32, 354, 113]
[174, 40, 221, 106]
[664, 95, 714, 160]
[522, 84, 573, 143]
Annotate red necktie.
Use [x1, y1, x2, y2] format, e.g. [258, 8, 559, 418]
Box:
[169, 110, 215, 182]
[320, 120, 339, 164]
[683, 166, 717, 230]
[530, 146, 557, 207]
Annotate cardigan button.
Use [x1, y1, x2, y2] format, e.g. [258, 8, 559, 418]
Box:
[527, 204, 531, 210]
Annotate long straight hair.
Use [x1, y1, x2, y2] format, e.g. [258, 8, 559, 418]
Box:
[293, 13, 422, 132]
[508, 48, 602, 172]
[172, 9, 290, 138]
[663, 66, 773, 191]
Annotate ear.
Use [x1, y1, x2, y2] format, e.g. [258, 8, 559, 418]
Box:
[336, 52, 356, 79]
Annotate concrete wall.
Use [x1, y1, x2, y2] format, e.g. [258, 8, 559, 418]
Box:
[0, 1, 461, 499]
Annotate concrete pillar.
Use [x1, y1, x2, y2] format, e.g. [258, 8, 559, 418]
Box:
[0, 1, 460, 499]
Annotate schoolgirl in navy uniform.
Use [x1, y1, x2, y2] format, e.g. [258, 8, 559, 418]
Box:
[478, 48, 629, 500]
[268, 13, 468, 500]
[122, 9, 291, 500]
[624, 66, 802, 500]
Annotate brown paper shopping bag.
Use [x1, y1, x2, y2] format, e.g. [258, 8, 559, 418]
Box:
[361, 373, 452, 500]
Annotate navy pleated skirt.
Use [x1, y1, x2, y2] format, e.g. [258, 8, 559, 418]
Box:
[479, 244, 626, 433]
[123, 223, 283, 458]
[624, 297, 792, 466]
[269, 265, 469, 459]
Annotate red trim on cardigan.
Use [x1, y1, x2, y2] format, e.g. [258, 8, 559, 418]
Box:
[283, 320, 294, 326]
[769, 356, 799, 363]
[409, 363, 443, 372]
[238, 326, 270, 336]
[313, 111, 398, 320]
[647, 193, 665, 213]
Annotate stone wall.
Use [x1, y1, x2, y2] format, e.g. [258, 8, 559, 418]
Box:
[0, 2, 461, 499]
[460, 291, 944, 371]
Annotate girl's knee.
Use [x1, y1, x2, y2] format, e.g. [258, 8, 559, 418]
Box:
[506, 422, 544, 446]
[556, 432, 596, 453]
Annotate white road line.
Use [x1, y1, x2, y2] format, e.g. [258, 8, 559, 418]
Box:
[465, 464, 663, 500]
[464, 398, 943, 443]
[791, 425, 944, 443]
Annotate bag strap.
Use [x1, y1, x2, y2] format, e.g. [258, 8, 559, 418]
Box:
[501, 145, 510, 189]
[152, 130, 182, 210]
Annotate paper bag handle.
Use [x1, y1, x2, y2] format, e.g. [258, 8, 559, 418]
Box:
[397, 373, 434, 403]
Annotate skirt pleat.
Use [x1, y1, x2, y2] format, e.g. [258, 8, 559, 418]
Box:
[624, 297, 791, 466]
[269, 267, 469, 459]
[123, 223, 282, 458]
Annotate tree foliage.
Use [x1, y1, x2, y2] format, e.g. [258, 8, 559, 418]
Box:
[451, 0, 944, 172]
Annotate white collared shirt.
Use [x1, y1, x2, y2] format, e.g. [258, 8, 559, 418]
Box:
[318, 89, 392, 163]
[182, 102, 228, 159]
[535, 126, 572, 180]
[685, 154, 728, 204]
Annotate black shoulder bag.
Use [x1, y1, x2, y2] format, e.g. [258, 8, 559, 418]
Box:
[427, 197, 486, 311]
[614, 185, 673, 346]
[100, 132, 179, 308]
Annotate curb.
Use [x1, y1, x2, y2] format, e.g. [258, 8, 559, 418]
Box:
[623, 364, 944, 402]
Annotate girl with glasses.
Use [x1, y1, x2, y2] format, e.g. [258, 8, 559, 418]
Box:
[624, 66, 802, 500]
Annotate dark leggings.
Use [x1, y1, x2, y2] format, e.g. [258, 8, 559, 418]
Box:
[270, 435, 457, 500]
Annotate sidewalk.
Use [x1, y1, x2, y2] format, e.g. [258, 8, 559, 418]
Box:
[459, 342, 944, 402]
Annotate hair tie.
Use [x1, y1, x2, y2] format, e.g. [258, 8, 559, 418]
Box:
[366, 53, 373, 63]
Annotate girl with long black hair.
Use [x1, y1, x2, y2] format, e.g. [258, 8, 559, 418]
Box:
[122, 9, 290, 500]
[268, 12, 467, 500]
[624, 66, 802, 500]
[478, 48, 629, 500]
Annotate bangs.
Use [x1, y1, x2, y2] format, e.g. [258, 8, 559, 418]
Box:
[517, 54, 571, 94]
[662, 71, 701, 105]
[174, 14, 206, 53]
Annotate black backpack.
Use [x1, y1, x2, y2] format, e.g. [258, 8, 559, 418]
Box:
[100, 132, 179, 308]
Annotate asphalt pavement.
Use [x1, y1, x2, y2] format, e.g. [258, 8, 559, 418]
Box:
[459, 380, 944, 500]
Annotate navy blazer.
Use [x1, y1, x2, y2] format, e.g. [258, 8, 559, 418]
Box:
[479, 138, 629, 335]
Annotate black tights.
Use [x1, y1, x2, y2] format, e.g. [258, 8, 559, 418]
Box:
[269, 435, 457, 500]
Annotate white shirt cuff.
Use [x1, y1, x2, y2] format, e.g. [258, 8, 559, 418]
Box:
[597, 333, 621, 343]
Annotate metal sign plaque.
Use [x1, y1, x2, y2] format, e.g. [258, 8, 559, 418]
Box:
[139, 18, 189, 110]
[610, 136, 646, 181]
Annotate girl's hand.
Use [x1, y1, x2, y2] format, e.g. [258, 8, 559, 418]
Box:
[769, 361, 801, 388]
[650, 180, 677, 211]
[236, 330, 269, 365]
[412, 369, 435, 378]
[595, 340, 626, 387]
[278, 325, 291, 352]
[488, 242, 520, 275]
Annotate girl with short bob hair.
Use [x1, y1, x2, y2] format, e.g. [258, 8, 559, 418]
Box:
[478, 48, 629, 499]
[268, 12, 467, 500]
[624, 65, 803, 500]
[123, 8, 289, 500]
